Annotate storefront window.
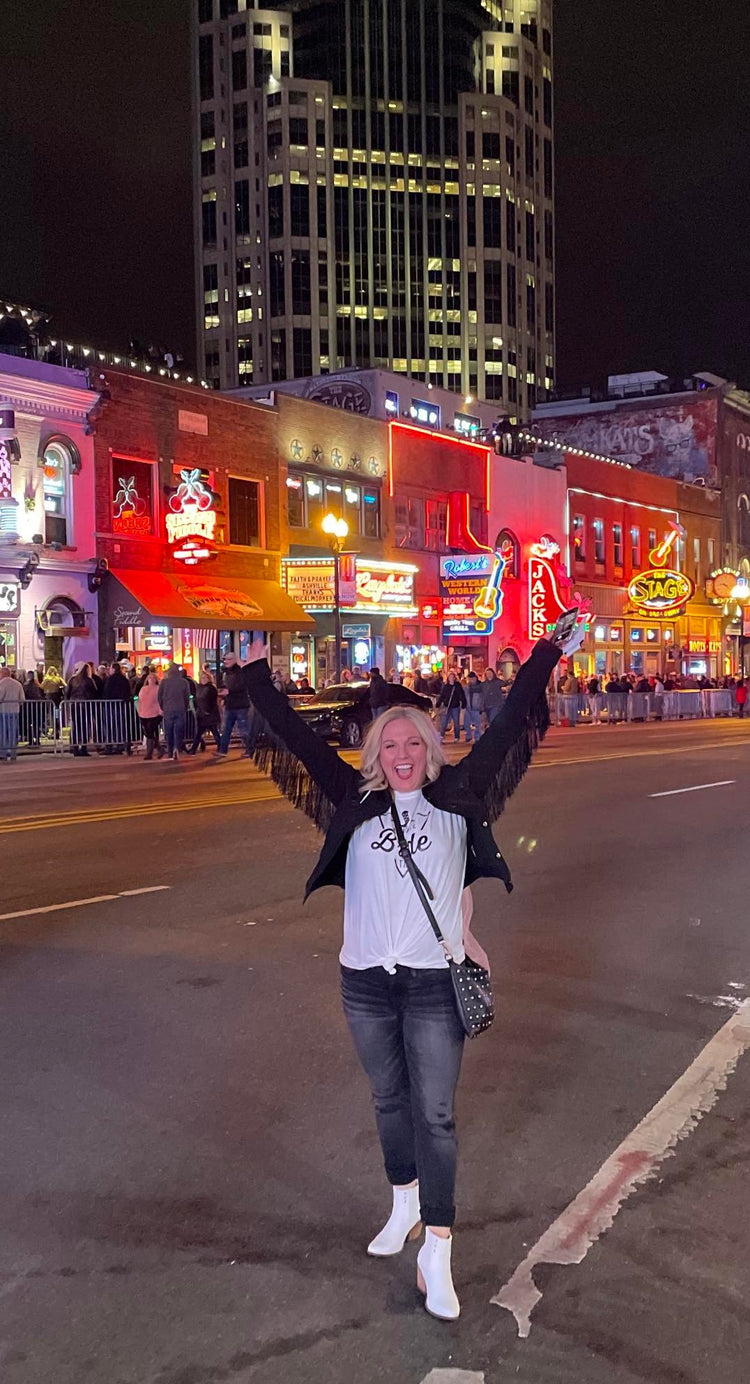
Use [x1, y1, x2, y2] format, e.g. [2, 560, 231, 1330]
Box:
[43, 440, 76, 545]
[228, 476, 261, 547]
[0, 621, 17, 667]
[286, 475, 304, 527]
[646, 627, 659, 643]
[363, 489, 380, 538]
[344, 482, 361, 535]
[663, 626, 674, 644]
[111, 456, 154, 538]
[324, 479, 343, 515]
[395, 495, 424, 548]
[612, 523, 623, 567]
[593, 518, 605, 564]
[573, 515, 585, 562]
[305, 475, 324, 529]
[594, 624, 606, 642]
[631, 649, 644, 673]
[631, 525, 641, 567]
[609, 624, 622, 641]
[630, 627, 643, 643]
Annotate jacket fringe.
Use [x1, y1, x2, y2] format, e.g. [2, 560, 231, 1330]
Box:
[247, 718, 337, 834]
[482, 690, 550, 824]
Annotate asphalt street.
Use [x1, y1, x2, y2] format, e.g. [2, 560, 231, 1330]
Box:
[2, 719, 750, 1384]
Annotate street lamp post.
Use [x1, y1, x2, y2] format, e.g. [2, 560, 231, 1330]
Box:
[731, 579, 750, 676]
[322, 512, 349, 683]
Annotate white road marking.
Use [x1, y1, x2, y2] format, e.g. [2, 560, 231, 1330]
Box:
[420, 1372, 485, 1384]
[0, 885, 171, 923]
[492, 998, 750, 1338]
[649, 780, 735, 797]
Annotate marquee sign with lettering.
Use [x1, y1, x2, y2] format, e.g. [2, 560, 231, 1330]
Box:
[283, 559, 416, 616]
[439, 548, 510, 637]
[626, 568, 695, 619]
[165, 468, 217, 548]
[164, 468, 218, 564]
[113, 475, 152, 538]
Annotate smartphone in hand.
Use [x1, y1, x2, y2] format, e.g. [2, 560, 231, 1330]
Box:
[550, 606, 580, 647]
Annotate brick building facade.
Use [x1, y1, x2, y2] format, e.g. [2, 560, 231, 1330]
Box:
[90, 367, 313, 669]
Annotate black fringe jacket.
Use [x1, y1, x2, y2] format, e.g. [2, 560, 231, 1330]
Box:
[242, 639, 561, 900]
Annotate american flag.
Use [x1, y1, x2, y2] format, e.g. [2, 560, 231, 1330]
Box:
[192, 628, 219, 650]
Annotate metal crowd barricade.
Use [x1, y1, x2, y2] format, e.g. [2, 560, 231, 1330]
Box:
[661, 690, 703, 720]
[626, 693, 651, 721]
[61, 699, 140, 753]
[604, 692, 629, 723]
[701, 689, 734, 718]
[18, 699, 59, 751]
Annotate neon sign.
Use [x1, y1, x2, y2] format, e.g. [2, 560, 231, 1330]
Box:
[113, 475, 151, 537]
[173, 536, 217, 566]
[627, 568, 695, 618]
[355, 567, 415, 609]
[626, 520, 694, 618]
[439, 543, 510, 637]
[528, 536, 570, 639]
[165, 468, 217, 547]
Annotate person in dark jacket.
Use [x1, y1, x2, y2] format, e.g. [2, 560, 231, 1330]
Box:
[102, 660, 135, 755]
[436, 671, 466, 742]
[67, 661, 97, 755]
[239, 619, 585, 1322]
[480, 668, 505, 725]
[463, 671, 483, 743]
[158, 662, 190, 761]
[368, 666, 389, 717]
[216, 652, 252, 756]
[22, 670, 44, 747]
[187, 669, 221, 753]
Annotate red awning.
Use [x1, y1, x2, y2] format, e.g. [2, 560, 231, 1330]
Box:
[109, 569, 315, 632]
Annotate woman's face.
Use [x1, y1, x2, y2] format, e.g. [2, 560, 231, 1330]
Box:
[484, 668, 495, 681]
[378, 716, 427, 794]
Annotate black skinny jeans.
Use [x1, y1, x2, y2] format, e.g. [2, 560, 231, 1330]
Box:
[340, 964, 465, 1228]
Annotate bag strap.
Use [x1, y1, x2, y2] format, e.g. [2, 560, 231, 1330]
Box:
[389, 800, 453, 961]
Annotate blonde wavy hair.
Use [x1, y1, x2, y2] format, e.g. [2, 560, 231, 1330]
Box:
[359, 704, 446, 793]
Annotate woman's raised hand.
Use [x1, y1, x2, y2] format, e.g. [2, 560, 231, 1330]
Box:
[247, 636, 268, 664]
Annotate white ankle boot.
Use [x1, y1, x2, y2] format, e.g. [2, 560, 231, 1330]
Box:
[416, 1228, 460, 1320]
[367, 1183, 422, 1257]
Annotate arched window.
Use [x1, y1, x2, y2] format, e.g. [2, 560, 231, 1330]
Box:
[40, 437, 79, 546]
[494, 527, 520, 578]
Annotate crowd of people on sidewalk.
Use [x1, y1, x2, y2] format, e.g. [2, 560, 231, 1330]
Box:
[2, 651, 748, 763]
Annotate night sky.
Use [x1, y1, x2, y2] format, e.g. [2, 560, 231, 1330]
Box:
[3, 0, 750, 392]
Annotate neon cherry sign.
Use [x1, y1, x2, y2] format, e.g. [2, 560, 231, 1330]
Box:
[165, 468, 217, 547]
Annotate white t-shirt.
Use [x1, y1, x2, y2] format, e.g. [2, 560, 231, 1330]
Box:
[340, 789, 467, 973]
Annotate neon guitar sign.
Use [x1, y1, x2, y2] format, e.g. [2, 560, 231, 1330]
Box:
[440, 545, 510, 635]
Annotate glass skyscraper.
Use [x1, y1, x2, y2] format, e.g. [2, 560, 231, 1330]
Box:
[192, 0, 555, 417]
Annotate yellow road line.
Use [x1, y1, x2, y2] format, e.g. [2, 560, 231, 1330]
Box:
[0, 791, 282, 835]
[3, 734, 748, 834]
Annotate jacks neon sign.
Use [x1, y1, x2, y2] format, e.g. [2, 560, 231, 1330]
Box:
[528, 536, 570, 639]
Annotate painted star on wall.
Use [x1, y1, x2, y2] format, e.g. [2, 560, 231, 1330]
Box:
[289, 438, 304, 460]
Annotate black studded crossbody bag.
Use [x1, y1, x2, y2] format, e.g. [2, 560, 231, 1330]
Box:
[389, 801, 494, 1040]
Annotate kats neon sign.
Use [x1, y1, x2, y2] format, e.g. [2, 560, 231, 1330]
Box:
[165, 468, 217, 546]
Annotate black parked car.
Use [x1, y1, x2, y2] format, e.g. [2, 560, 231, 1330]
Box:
[293, 681, 432, 748]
